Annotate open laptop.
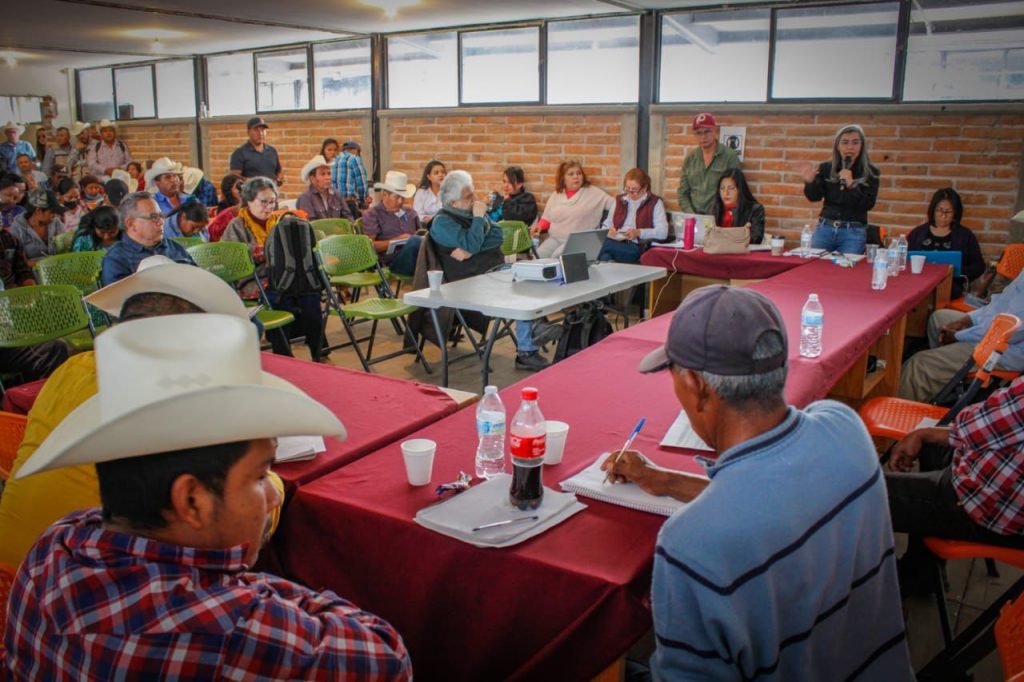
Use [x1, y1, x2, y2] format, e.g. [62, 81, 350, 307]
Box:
[563, 228, 608, 264]
[908, 250, 962, 278]
[670, 213, 717, 245]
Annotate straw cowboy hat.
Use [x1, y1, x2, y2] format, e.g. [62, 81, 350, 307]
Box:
[182, 166, 204, 195]
[300, 155, 330, 184]
[86, 255, 247, 319]
[16, 313, 346, 479]
[374, 170, 416, 198]
[111, 168, 138, 192]
[95, 119, 117, 131]
[2, 121, 25, 135]
[69, 121, 90, 137]
[144, 157, 184, 187]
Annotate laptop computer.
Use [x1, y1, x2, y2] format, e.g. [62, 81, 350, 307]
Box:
[908, 250, 962, 278]
[563, 228, 608, 264]
[670, 213, 717, 245]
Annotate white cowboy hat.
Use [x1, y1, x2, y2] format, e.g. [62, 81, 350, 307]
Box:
[374, 170, 416, 199]
[1013, 209, 1024, 223]
[300, 155, 330, 184]
[182, 167, 204, 195]
[110, 168, 138, 193]
[69, 121, 90, 137]
[144, 157, 184, 187]
[2, 121, 25, 135]
[16, 313, 346, 479]
[86, 255, 246, 319]
[95, 119, 116, 131]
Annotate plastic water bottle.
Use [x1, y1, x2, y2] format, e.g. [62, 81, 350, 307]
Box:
[800, 224, 813, 258]
[475, 385, 506, 479]
[872, 252, 889, 290]
[887, 241, 899, 277]
[896, 232, 908, 271]
[799, 293, 823, 358]
[509, 387, 545, 510]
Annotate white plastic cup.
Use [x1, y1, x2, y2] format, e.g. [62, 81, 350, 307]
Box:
[427, 270, 443, 292]
[910, 254, 926, 274]
[866, 244, 879, 263]
[770, 237, 784, 257]
[401, 438, 436, 486]
[543, 421, 570, 465]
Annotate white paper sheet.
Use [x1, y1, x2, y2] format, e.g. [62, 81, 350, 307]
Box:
[660, 411, 714, 452]
[275, 435, 326, 463]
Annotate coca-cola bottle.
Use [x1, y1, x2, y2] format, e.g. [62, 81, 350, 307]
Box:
[509, 387, 545, 510]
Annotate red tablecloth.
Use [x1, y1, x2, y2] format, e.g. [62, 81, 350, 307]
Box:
[279, 334, 707, 682]
[641, 246, 812, 280]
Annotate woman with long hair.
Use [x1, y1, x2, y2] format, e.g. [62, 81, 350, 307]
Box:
[413, 160, 446, 226]
[487, 166, 538, 225]
[163, 199, 210, 241]
[71, 205, 121, 252]
[320, 138, 340, 163]
[709, 168, 766, 245]
[906, 188, 985, 298]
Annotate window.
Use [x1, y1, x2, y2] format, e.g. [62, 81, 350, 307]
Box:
[905, 0, 1024, 101]
[0, 96, 43, 125]
[547, 16, 640, 104]
[772, 3, 899, 99]
[461, 27, 539, 104]
[387, 32, 458, 109]
[313, 39, 372, 110]
[660, 9, 770, 102]
[206, 52, 255, 116]
[156, 60, 196, 118]
[113, 65, 155, 119]
[257, 48, 309, 112]
[79, 68, 115, 121]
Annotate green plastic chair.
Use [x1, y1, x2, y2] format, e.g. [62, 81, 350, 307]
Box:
[354, 217, 364, 235]
[186, 242, 296, 338]
[33, 251, 108, 350]
[311, 218, 354, 240]
[317, 234, 385, 294]
[171, 236, 204, 249]
[317, 236, 431, 374]
[52, 231, 76, 255]
[499, 220, 537, 258]
[0, 285, 92, 388]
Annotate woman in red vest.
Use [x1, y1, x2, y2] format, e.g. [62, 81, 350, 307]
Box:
[598, 167, 668, 263]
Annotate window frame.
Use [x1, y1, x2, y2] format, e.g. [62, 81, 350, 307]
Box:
[545, 14, 642, 105]
[457, 25, 543, 106]
[311, 37, 374, 112]
[253, 45, 314, 114]
[113, 63, 157, 121]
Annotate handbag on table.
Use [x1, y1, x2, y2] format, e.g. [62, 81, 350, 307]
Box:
[702, 226, 750, 255]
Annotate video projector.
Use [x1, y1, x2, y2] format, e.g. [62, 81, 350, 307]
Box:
[511, 258, 562, 282]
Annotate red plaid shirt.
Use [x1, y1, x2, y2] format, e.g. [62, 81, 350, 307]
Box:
[4, 510, 412, 680]
[950, 376, 1024, 537]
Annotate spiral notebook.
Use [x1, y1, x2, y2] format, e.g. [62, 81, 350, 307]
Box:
[559, 453, 708, 517]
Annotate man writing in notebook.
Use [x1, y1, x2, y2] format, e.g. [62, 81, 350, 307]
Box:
[603, 286, 911, 681]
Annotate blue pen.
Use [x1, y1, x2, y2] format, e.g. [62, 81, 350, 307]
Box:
[603, 418, 646, 484]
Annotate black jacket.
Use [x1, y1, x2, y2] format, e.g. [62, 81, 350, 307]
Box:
[711, 200, 767, 245]
[495, 190, 538, 225]
[803, 161, 879, 224]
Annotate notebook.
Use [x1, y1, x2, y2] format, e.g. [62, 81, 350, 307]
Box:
[559, 453, 708, 517]
[275, 435, 326, 463]
[660, 410, 713, 452]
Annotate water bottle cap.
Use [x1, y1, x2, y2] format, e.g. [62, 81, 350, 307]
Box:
[484, 385, 498, 394]
[521, 387, 538, 400]
[808, 293, 819, 301]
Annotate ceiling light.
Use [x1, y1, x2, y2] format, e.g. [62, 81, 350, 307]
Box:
[120, 28, 188, 40]
[0, 50, 32, 67]
[358, 0, 420, 19]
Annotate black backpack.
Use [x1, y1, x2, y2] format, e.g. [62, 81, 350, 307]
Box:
[265, 214, 323, 296]
[553, 301, 613, 362]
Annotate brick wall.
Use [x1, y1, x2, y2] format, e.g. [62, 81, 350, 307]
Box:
[201, 114, 371, 199]
[652, 111, 1024, 259]
[117, 121, 196, 170]
[383, 111, 634, 209]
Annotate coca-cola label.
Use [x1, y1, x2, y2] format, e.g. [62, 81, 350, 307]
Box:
[510, 433, 546, 459]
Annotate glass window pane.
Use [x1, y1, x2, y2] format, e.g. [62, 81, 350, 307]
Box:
[206, 52, 255, 117]
[905, 0, 1024, 101]
[387, 32, 458, 108]
[0, 96, 42, 124]
[156, 60, 196, 118]
[257, 48, 309, 112]
[660, 9, 769, 102]
[114, 65, 155, 119]
[772, 3, 899, 99]
[462, 28, 539, 104]
[313, 39, 372, 110]
[79, 68, 115, 122]
[547, 16, 639, 104]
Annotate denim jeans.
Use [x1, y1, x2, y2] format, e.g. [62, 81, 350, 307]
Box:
[387, 235, 422, 276]
[515, 320, 537, 353]
[810, 219, 866, 254]
[598, 239, 641, 263]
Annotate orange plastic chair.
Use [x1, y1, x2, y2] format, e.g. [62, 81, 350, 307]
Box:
[0, 412, 28, 481]
[0, 563, 15, 664]
[945, 244, 1024, 313]
[995, 593, 1024, 680]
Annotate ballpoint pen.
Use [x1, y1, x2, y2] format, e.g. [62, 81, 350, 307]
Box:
[472, 516, 539, 532]
[602, 417, 646, 484]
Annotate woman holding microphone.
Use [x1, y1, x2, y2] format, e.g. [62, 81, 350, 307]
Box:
[800, 124, 879, 254]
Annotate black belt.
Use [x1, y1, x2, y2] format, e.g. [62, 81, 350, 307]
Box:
[820, 219, 864, 229]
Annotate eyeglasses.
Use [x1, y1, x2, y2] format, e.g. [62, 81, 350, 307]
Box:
[623, 186, 644, 195]
[935, 209, 955, 216]
[254, 198, 277, 206]
[133, 213, 164, 223]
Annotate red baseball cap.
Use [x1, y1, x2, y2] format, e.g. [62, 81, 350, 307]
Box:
[692, 112, 718, 130]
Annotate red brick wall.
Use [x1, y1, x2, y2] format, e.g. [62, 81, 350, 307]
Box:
[656, 112, 1024, 259]
[117, 121, 195, 170]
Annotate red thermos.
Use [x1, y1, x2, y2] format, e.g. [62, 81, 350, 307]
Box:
[683, 217, 696, 249]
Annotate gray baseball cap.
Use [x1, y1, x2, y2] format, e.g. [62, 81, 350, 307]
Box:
[638, 285, 787, 376]
[26, 188, 66, 215]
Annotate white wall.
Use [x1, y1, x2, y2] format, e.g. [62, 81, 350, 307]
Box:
[0, 64, 75, 126]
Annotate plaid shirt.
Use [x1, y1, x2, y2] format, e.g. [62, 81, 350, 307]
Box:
[950, 375, 1024, 536]
[331, 151, 369, 202]
[4, 509, 412, 680]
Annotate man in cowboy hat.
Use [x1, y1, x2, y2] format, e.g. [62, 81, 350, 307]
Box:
[101, 191, 194, 285]
[296, 154, 351, 222]
[182, 165, 219, 207]
[4, 313, 412, 680]
[677, 112, 740, 214]
[41, 125, 73, 180]
[332, 139, 371, 217]
[146, 156, 189, 224]
[603, 286, 911, 680]
[86, 119, 133, 180]
[64, 121, 93, 181]
[1, 121, 35, 174]
[362, 170, 421, 277]
[230, 116, 283, 185]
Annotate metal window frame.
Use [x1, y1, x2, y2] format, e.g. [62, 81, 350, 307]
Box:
[457, 25, 542, 106]
[202, 50, 257, 117]
[113, 63, 158, 121]
[254, 45, 312, 114]
[310, 37, 374, 112]
[544, 14, 643, 106]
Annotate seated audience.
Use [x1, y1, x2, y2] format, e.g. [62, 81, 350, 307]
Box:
[103, 178, 130, 208]
[41, 126, 72, 181]
[16, 152, 48, 191]
[709, 168, 766, 245]
[164, 199, 211, 241]
[332, 140, 371, 218]
[1, 121, 35, 174]
[72, 205, 122, 252]
[296, 155, 351, 221]
[431, 171, 550, 371]
[320, 137, 340, 164]
[100, 192, 194, 285]
[126, 160, 145, 191]
[147, 157, 188, 224]
[677, 112, 741, 215]
[531, 159, 614, 259]
[598, 167, 668, 263]
[906, 187, 985, 299]
[362, 170, 421, 278]
[487, 165, 537, 225]
[85, 119, 132, 180]
[9, 188, 68, 263]
[56, 177, 87, 232]
[4, 313, 411, 680]
[64, 121, 92, 182]
[1, 172, 27, 228]
[605, 286, 912, 680]
[80, 174, 106, 210]
[209, 174, 244, 242]
[899, 269, 1024, 402]
[413, 160, 446, 226]
[183, 166, 219, 207]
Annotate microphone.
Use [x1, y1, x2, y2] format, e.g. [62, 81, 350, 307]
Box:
[840, 155, 853, 188]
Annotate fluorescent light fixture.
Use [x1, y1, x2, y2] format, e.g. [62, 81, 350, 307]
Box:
[0, 50, 33, 67]
[359, 0, 420, 19]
